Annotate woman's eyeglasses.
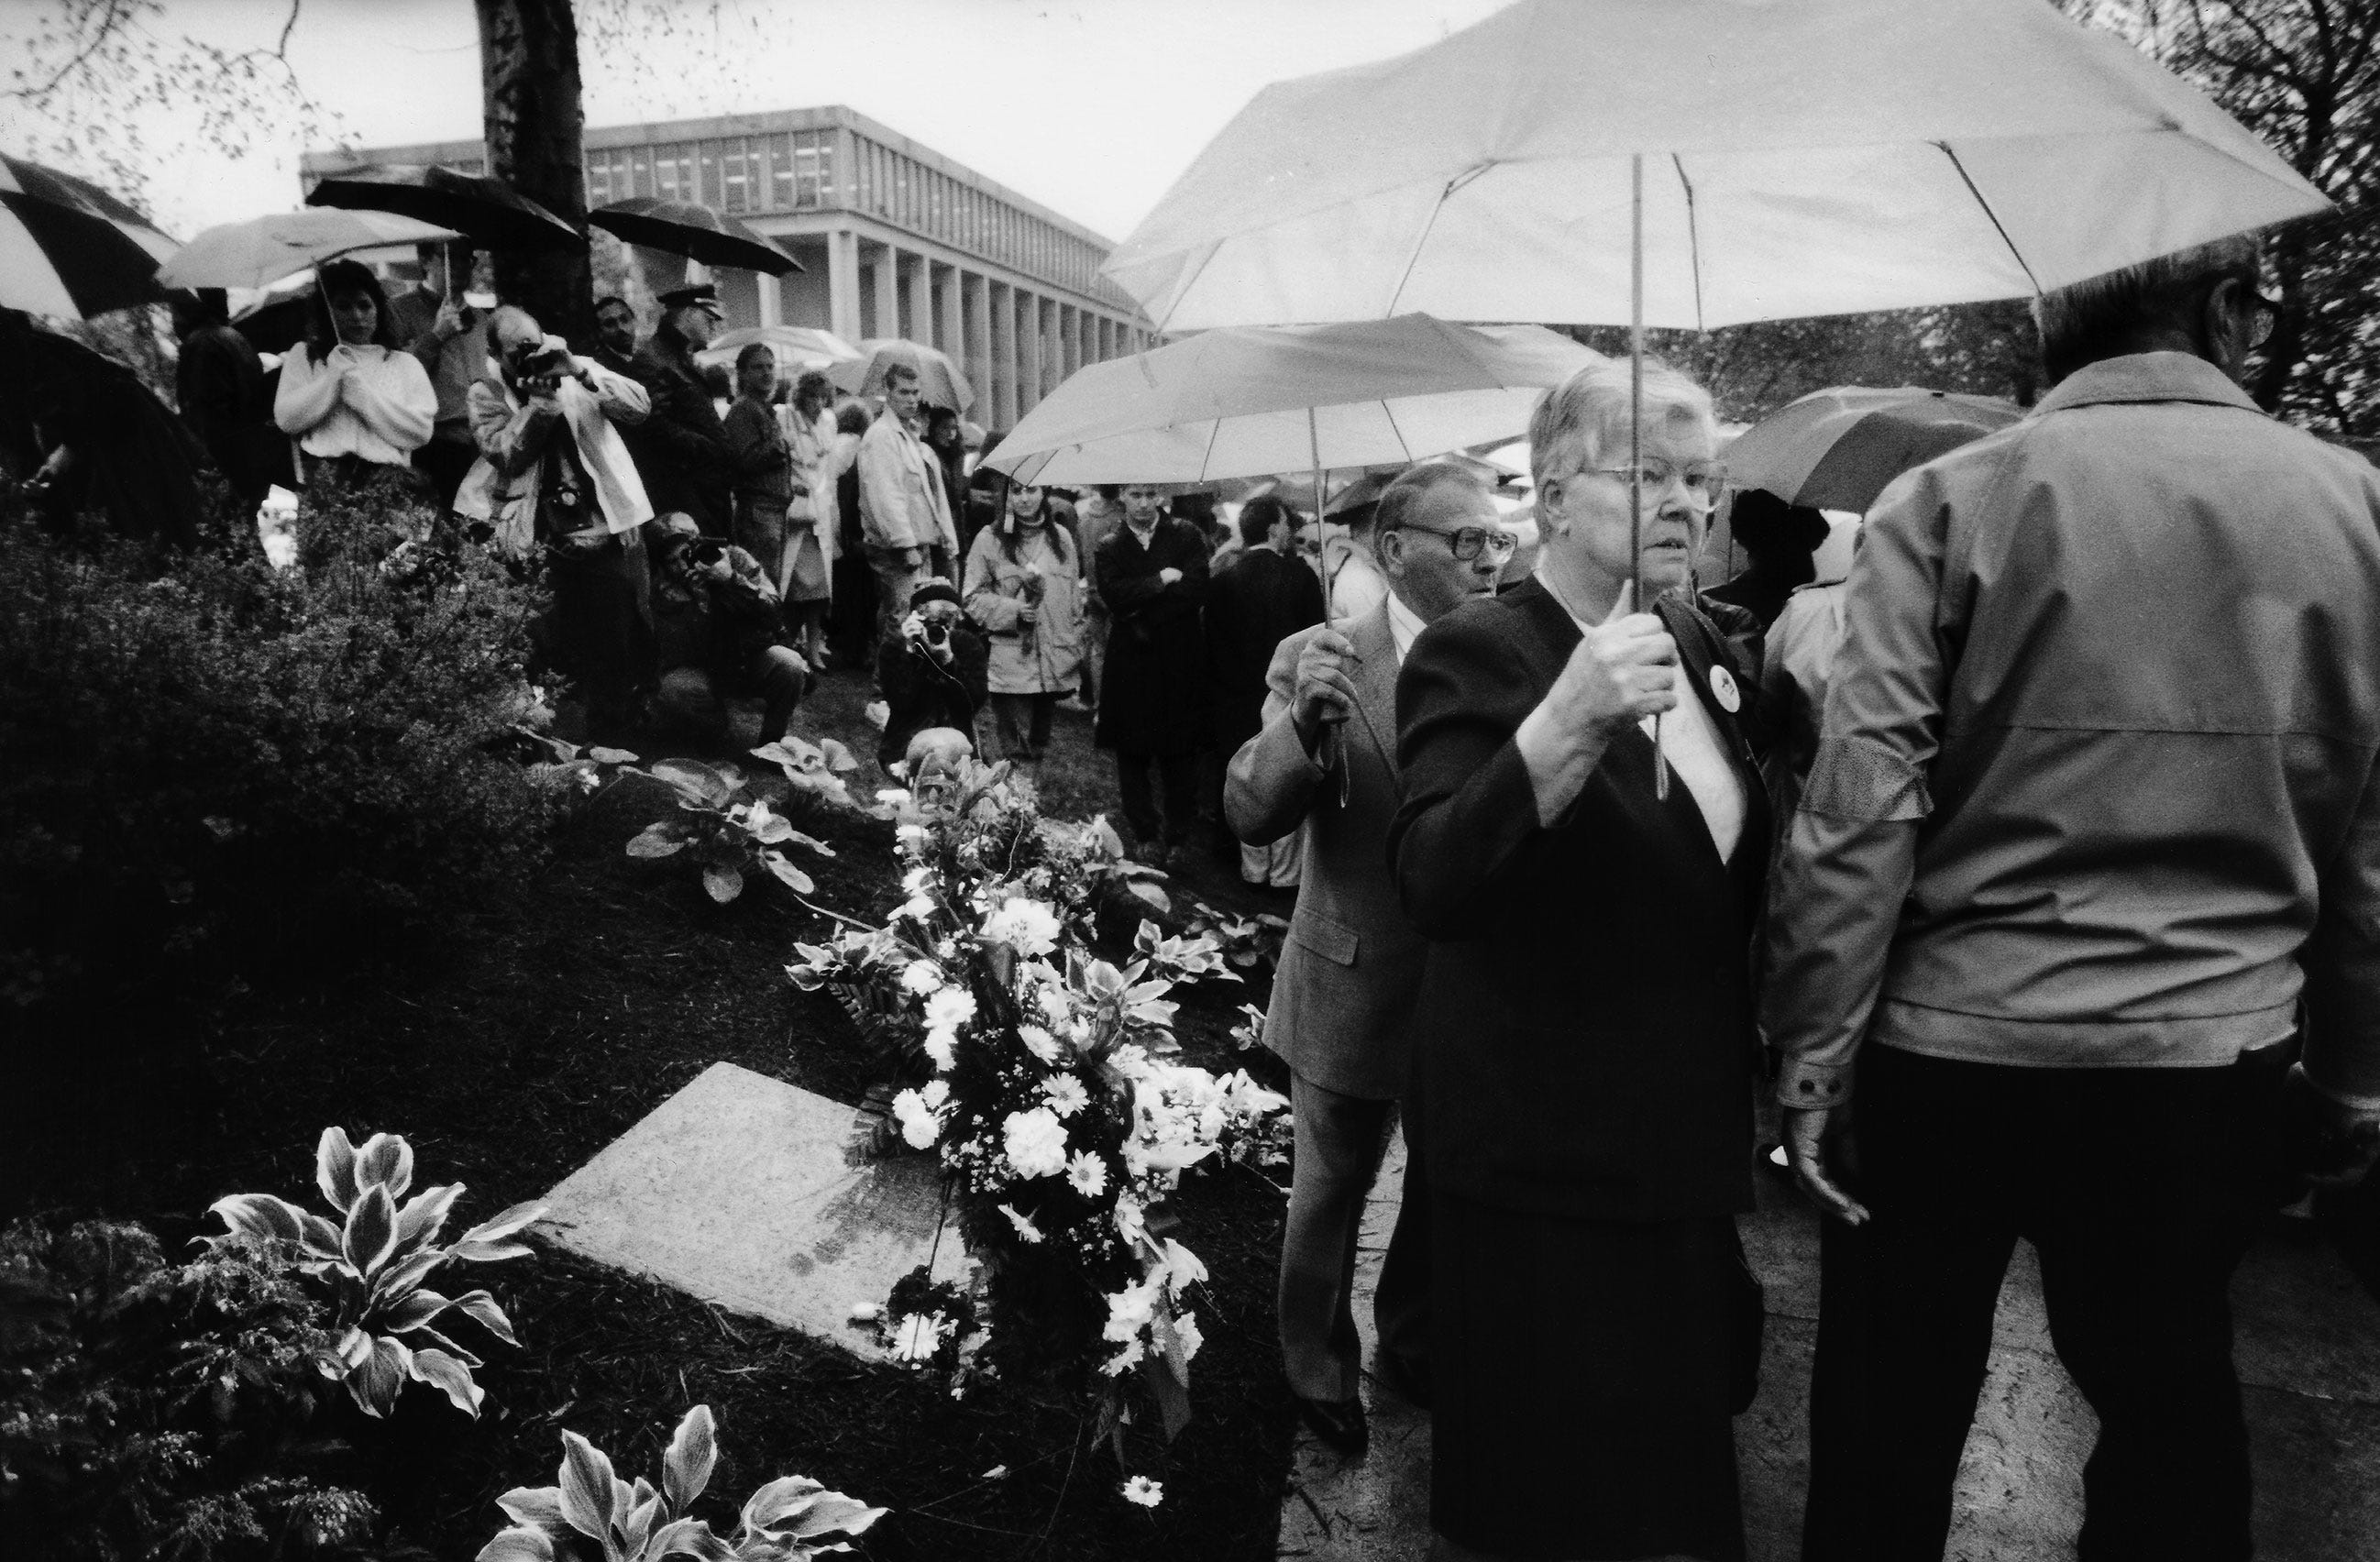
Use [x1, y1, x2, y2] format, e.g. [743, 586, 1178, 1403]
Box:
[1581, 458, 1728, 508]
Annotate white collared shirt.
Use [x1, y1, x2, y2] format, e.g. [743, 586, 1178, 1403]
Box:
[1385, 589, 1427, 664]
[1548, 578, 1746, 863]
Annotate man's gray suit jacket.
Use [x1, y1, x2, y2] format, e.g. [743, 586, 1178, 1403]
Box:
[1224, 601, 1423, 1101]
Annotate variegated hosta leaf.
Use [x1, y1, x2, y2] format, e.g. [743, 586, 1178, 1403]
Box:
[650, 757, 733, 809]
[354, 1132, 414, 1199]
[380, 1287, 453, 1332]
[647, 1517, 738, 1560]
[627, 822, 691, 859]
[392, 1182, 464, 1256]
[750, 1490, 887, 1543]
[559, 1430, 617, 1539]
[663, 1404, 717, 1512]
[451, 1202, 545, 1264]
[495, 1485, 567, 1532]
[343, 1182, 400, 1279]
[347, 1333, 413, 1417]
[317, 1127, 362, 1212]
[446, 1288, 522, 1347]
[407, 1345, 485, 1416]
[474, 1525, 556, 1562]
[373, 1246, 446, 1303]
[621, 1493, 662, 1557]
[298, 1210, 346, 1265]
[209, 1193, 309, 1248]
[818, 737, 857, 773]
[401, 1324, 484, 1370]
[738, 1476, 823, 1534]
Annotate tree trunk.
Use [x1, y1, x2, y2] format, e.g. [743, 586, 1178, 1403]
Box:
[478, 0, 593, 348]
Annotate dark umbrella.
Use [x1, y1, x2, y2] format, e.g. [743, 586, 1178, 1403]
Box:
[588, 198, 800, 276]
[0, 154, 178, 318]
[305, 162, 582, 251]
[1724, 386, 2024, 514]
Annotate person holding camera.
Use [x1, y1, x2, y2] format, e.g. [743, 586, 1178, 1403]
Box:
[648, 513, 812, 750]
[875, 579, 987, 771]
[857, 359, 960, 656]
[455, 306, 656, 741]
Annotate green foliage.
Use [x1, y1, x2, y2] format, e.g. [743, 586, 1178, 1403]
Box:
[477, 1404, 886, 1562]
[623, 754, 844, 906]
[0, 491, 556, 1007]
[208, 1127, 544, 1421]
[0, 1218, 381, 1562]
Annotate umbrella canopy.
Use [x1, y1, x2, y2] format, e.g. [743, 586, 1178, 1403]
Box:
[159, 210, 461, 292]
[305, 162, 581, 251]
[830, 339, 976, 414]
[0, 154, 178, 318]
[985, 314, 1602, 488]
[694, 324, 864, 375]
[1105, 0, 2330, 331]
[588, 199, 799, 275]
[1726, 385, 2024, 513]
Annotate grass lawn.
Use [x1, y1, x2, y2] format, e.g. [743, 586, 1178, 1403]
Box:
[3, 663, 1302, 1560]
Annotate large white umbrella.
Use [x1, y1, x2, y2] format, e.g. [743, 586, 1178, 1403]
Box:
[1106, 0, 2328, 333]
[159, 210, 461, 291]
[986, 314, 1602, 487]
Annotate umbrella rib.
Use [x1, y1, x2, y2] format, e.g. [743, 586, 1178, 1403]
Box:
[1935, 142, 2041, 296]
[1671, 155, 1705, 336]
[1386, 162, 1491, 318]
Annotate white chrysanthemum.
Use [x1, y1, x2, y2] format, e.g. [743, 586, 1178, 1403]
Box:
[891, 1088, 942, 1150]
[897, 894, 936, 923]
[919, 1078, 949, 1111]
[981, 896, 1062, 958]
[1002, 1107, 1069, 1180]
[895, 822, 929, 846]
[1018, 1024, 1063, 1064]
[1173, 1309, 1204, 1362]
[1099, 1336, 1145, 1376]
[997, 1203, 1044, 1244]
[924, 986, 976, 1032]
[1066, 1150, 1107, 1198]
[900, 961, 945, 995]
[922, 1028, 957, 1072]
[1036, 984, 1072, 1025]
[890, 1310, 951, 1361]
[1120, 1476, 1163, 1508]
[1042, 1072, 1089, 1119]
[901, 864, 935, 895]
[1101, 1279, 1160, 1343]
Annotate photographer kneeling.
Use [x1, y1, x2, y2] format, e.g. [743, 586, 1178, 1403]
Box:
[875, 579, 987, 771]
[649, 512, 811, 750]
[455, 306, 654, 741]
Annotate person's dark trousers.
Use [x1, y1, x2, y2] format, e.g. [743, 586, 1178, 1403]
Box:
[413, 424, 479, 513]
[1113, 749, 1199, 852]
[549, 530, 656, 740]
[989, 692, 1056, 760]
[1279, 1072, 1431, 1402]
[1802, 1043, 2288, 1562]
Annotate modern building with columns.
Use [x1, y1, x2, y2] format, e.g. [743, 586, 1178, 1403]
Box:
[302, 105, 1154, 430]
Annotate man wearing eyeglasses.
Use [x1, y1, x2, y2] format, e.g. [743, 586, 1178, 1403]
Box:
[1225, 460, 1512, 1461]
[1769, 234, 2380, 1562]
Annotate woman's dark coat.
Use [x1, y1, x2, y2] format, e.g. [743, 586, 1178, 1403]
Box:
[1093, 515, 1210, 757]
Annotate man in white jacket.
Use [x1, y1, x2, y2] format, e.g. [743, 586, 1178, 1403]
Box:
[454, 306, 656, 740]
[856, 360, 958, 656]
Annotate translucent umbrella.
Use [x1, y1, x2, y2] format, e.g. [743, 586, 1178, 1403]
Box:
[830, 339, 976, 415]
[159, 210, 461, 291]
[1726, 385, 2023, 514]
[695, 324, 865, 375]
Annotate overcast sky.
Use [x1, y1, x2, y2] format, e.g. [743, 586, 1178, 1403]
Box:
[6, 0, 1512, 244]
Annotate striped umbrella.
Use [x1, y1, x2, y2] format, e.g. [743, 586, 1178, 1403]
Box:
[0, 154, 179, 318]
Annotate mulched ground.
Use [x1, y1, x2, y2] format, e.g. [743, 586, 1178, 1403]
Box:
[4, 666, 1303, 1561]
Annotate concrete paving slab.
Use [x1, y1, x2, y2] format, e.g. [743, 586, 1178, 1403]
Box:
[531, 1062, 964, 1359]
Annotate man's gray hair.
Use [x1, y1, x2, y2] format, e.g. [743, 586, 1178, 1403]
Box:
[1528, 358, 1715, 495]
[2033, 234, 2261, 380]
[1376, 459, 1487, 534]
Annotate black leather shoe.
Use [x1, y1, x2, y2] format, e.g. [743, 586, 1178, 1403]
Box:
[1294, 1393, 1370, 1456]
[1374, 1351, 1433, 1411]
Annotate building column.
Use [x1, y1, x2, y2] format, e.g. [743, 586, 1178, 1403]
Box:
[757, 263, 783, 328]
[872, 241, 900, 344]
[1040, 297, 1060, 401]
[989, 280, 1017, 430]
[906, 253, 934, 348]
[936, 264, 964, 383]
[965, 271, 994, 427]
[1017, 289, 1043, 417]
[827, 229, 862, 343]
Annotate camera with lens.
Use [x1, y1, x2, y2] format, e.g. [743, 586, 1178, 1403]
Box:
[921, 618, 951, 649]
[686, 537, 727, 568]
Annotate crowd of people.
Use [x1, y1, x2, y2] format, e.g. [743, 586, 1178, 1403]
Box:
[10, 225, 2380, 1562]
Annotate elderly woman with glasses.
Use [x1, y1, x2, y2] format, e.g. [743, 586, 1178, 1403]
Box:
[1389, 359, 1768, 1562]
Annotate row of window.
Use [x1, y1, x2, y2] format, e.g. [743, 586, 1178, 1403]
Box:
[583, 130, 841, 218]
[846, 135, 1105, 299]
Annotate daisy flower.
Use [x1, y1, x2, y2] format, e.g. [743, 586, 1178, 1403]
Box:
[1120, 1476, 1163, 1508]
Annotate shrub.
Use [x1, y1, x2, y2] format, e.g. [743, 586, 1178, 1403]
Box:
[208, 1127, 544, 1419]
[0, 1217, 384, 1562]
[0, 490, 553, 1009]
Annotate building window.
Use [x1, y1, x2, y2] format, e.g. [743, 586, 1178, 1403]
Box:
[721, 138, 748, 214]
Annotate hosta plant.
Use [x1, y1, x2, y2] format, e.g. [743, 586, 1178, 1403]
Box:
[624, 758, 837, 904]
[751, 734, 864, 811]
[208, 1128, 545, 1418]
[515, 725, 641, 812]
[478, 1404, 885, 1562]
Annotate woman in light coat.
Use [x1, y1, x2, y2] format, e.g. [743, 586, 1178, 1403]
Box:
[963, 478, 1085, 764]
[272, 258, 436, 497]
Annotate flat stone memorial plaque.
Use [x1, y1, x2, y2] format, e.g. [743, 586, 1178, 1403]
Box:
[533, 1062, 965, 1359]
